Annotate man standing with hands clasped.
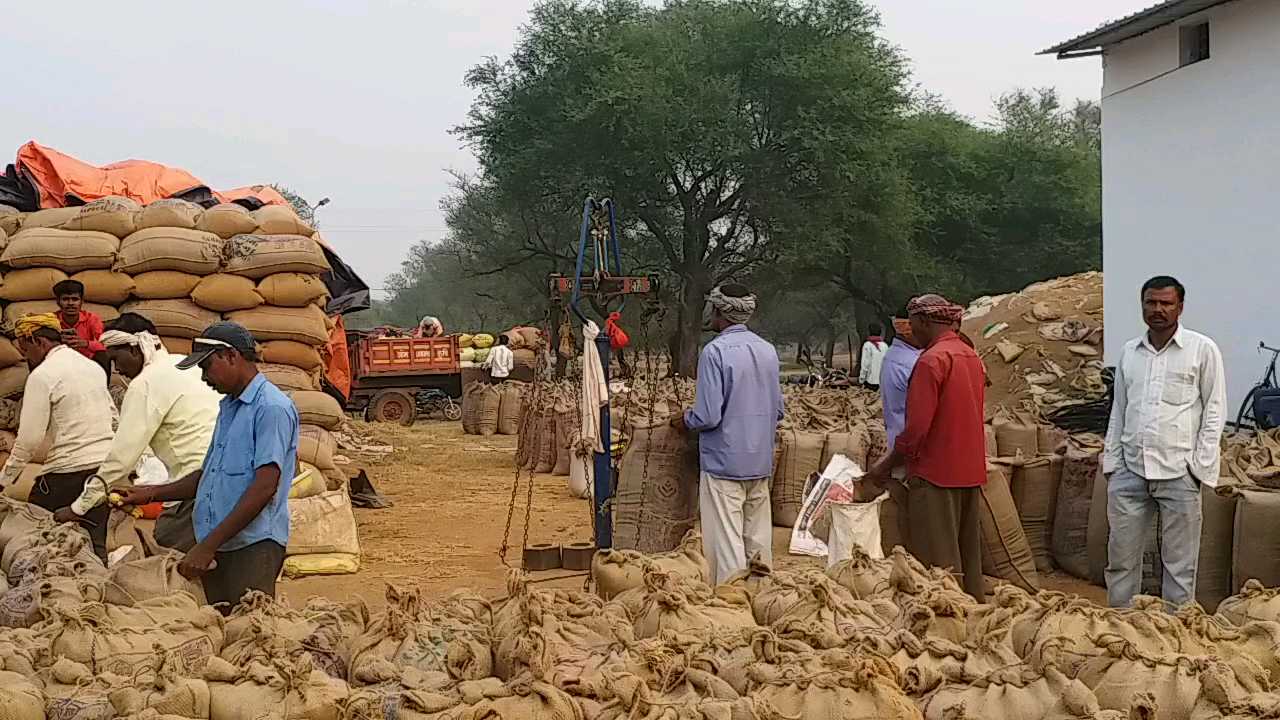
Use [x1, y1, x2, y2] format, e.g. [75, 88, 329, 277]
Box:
[671, 283, 784, 584]
[1103, 276, 1225, 609]
[113, 322, 299, 611]
[865, 294, 987, 601]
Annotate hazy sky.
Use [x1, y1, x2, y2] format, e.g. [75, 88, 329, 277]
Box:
[0, 1, 1135, 297]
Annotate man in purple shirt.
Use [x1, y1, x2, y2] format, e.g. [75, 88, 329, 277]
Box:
[878, 316, 922, 551]
[672, 283, 784, 584]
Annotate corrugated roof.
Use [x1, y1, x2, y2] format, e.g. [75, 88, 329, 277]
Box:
[1040, 0, 1235, 56]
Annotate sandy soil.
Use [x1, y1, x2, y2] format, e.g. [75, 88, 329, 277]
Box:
[281, 420, 1106, 607]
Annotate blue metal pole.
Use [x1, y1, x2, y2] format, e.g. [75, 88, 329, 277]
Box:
[593, 332, 613, 549]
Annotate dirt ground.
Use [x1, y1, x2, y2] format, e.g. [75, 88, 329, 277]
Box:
[281, 420, 1106, 607]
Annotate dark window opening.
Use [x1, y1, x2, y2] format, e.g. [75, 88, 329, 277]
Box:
[1180, 22, 1210, 66]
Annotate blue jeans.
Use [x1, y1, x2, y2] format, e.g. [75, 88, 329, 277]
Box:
[1105, 465, 1202, 608]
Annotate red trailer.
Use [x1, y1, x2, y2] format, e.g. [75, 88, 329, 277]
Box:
[345, 330, 462, 424]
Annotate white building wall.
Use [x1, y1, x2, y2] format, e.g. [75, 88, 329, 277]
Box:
[1101, 0, 1280, 418]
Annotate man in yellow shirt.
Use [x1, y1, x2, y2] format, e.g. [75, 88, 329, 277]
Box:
[56, 313, 221, 551]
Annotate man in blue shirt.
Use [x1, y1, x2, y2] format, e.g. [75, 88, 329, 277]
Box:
[877, 316, 923, 550]
[672, 283, 783, 584]
[115, 322, 299, 610]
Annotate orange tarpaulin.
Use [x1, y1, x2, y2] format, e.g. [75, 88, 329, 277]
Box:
[324, 315, 352, 399]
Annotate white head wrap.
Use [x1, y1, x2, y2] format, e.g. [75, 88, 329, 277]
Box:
[708, 286, 758, 325]
[100, 330, 166, 367]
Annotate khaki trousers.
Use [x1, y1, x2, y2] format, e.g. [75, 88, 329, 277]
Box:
[699, 473, 773, 585]
[901, 477, 985, 601]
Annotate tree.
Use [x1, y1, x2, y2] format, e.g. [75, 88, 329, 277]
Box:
[457, 0, 910, 375]
[270, 184, 319, 228]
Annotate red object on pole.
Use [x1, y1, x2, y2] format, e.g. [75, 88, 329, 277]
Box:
[605, 312, 630, 350]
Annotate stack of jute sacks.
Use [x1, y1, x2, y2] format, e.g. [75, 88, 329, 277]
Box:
[0, 197, 358, 576]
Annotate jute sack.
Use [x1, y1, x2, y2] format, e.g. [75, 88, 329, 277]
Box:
[979, 463, 1039, 593]
[222, 593, 368, 680]
[347, 591, 492, 684]
[749, 652, 920, 720]
[261, 341, 322, 371]
[195, 203, 257, 238]
[1231, 486, 1280, 590]
[39, 658, 117, 720]
[771, 429, 826, 528]
[298, 435, 340, 477]
[2, 299, 118, 325]
[137, 198, 203, 230]
[0, 365, 27, 399]
[631, 571, 756, 640]
[532, 410, 556, 472]
[0, 668, 42, 720]
[291, 391, 344, 430]
[103, 552, 207, 607]
[0, 575, 100, 629]
[1053, 447, 1103, 581]
[1198, 484, 1240, 613]
[1012, 596, 1199, 674]
[0, 501, 52, 547]
[0, 267, 66, 301]
[63, 196, 140, 237]
[2, 227, 119, 271]
[821, 428, 870, 471]
[190, 273, 263, 312]
[72, 269, 135, 304]
[224, 234, 330, 279]
[204, 655, 349, 720]
[260, 362, 319, 392]
[991, 408, 1039, 460]
[475, 384, 501, 436]
[228, 305, 328, 345]
[162, 337, 193, 355]
[1010, 455, 1063, 574]
[613, 417, 699, 554]
[984, 424, 998, 457]
[592, 531, 709, 600]
[49, 599, 224, 677]
[19, 206, 78, 229]
[1218, 580, 1280, 625]
[256, 272, 328, 308]
[117, 228, 225, 275]
[552, 404, 576, 475]
[497, 383, 522, 435]
[827, 545, 895, 601]
[251, 205, 315, 236]
[0, 205, 23, 235]
[132, 270, 203, 299]
[0, 339, 21, 368]
[121, 299, 220, 339]
[287, 489, 360, 557]
[108, 664, 212, 719]
[919, 664, 1120, 720]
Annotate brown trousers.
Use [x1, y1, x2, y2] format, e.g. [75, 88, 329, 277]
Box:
[31, 468, 107, 561]
[900, 477, 985, 602]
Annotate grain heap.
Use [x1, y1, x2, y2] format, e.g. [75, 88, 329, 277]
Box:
[4, 499, 1279, 720]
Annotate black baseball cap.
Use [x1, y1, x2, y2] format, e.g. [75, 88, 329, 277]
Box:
[177, 321, 258, 370]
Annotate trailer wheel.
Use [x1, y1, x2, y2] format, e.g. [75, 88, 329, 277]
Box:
[370, 390, 417, 426]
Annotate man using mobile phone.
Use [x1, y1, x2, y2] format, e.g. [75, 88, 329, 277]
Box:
[53, 279, 109, 378]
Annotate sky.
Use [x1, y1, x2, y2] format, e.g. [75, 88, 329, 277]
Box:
[0, 1, 1141, 299]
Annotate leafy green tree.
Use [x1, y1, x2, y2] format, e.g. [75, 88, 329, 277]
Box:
[270, 184, 319, 228]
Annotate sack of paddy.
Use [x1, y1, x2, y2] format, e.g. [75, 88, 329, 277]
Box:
[475, 383, 501, 436]
[131, 270, 202, 300]
[821, 426, 870, 471]
[991, 408, 1040, 460]
[0, 338, 21, 368]
[771, 429, 826, 528]
[531, 408, 557, 471]
[251, 205, 315, 236]
[0, 204, 22, 234]
[496, 383, 522, 435]
[299, 424, 339, 459]
[749, 568, 890, 649]
[39, 657, 119, 720]
[0, 266, 66, 301]
[220, 594, 367, 682]
[3, 522, 99, 585]
[161, 336, 193, 355]
[71, 269, 136, 304]
[1051, 438, 1104, 580]
[20, 206, 79, 229]
[260, 340, 323, 371]
[223, 234, 330, 279]
[103, 551, 206, 606]
[461, 381, 482, 436]
[204, 654, 348, 720]
[347, 586, 493, 684]
[118, 228, 225, 275]
[612, 412, 699, 554]
[0, 499, 53, 546]
[260, 362, 319, 392]
[121, 299, 220, 339]
[287, 488, 359, 557]
[979, 462, 1040, 593]
[63, 195, 141, 237]
[0, 668, 42, 720]
[1071, 636, 1268, 719]
[290, 390, 344, 430]
[138, 198, 203, 230]
[551, 402, 577, 475]
[592, 530, 709, 601]
[228, 304, 328, 345]
[0, 574, 101, 629]
[2, 299, 115, 326]
[919, 663, 1129, 720]
[1010, 454, 1064, 574]
[108, 660, 213, 720]
[1230, 486, 1280, 590]
[47, 595, 224, 677]
[195, 203, 257, 238]
[2, 227, 119, 271]
[581, 664, 746, 720]
[0, 365, 26, 403]
[891, 586, 974, 646]
[298, 434, 343, 489]
[749, 650, 920, 720]
[629, 570, 756, 641]
[472, 333, 495, 349]
[191, 273, 264, 312]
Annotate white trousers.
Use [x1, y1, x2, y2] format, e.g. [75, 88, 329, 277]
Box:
[699, 473, 773, 585]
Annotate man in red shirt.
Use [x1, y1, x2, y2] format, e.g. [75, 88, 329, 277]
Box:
[866, 294, 987, 600]
[53, 279, 110, 378]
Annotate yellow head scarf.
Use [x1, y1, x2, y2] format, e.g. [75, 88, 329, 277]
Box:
[13, 313, 62, 340]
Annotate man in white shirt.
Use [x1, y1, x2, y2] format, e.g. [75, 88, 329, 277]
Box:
[485, 334, 515, 382]
[55, 314, 222, 553]
[859, 322, 888, 390]
[0, 314, 115, 557]
[1103, 276, 1226, 608]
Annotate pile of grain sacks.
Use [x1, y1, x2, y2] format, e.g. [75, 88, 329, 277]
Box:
[0, 197, 357, 575]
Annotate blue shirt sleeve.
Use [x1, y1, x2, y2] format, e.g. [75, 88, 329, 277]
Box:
[685, 346, 725, 432]
[253, 403, 298, 475]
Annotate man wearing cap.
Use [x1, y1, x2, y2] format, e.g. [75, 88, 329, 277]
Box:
[0, 313, 115, 557]
[671, 283, 784, 584]
[866, 294, 988, 601]
[53, 313, 221, 554]
[113, 322, 299, 609]
[53, 279, 109, 377]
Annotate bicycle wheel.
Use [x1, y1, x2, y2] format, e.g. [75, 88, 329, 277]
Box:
[1236, 386, 1260, 431]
